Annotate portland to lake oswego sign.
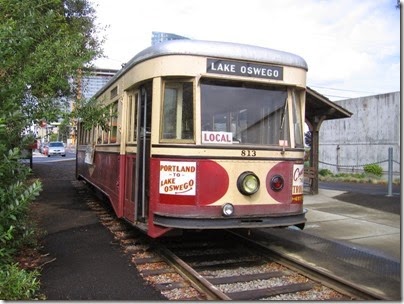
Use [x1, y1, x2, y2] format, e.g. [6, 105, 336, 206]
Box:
[207, 59, 283, 80]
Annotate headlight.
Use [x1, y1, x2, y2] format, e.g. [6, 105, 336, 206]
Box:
[222, 203, 234, 216]
[237, 171, 260, 195]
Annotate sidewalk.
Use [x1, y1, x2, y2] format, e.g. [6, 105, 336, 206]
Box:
[32, 160, 165, 300]
[303, 189, 400, 261]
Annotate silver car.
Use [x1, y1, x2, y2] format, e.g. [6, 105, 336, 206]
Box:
[47, 142, 66, 157]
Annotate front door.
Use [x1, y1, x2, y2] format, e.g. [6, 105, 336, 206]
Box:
[134, 84, 152, 222]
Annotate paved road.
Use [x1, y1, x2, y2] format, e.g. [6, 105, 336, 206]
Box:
[319, 181, 400, 197]
[31, 160, 165, 300]
[32, 150, 76, 163]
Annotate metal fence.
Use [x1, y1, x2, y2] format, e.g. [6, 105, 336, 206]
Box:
[319, 147, 400, 197]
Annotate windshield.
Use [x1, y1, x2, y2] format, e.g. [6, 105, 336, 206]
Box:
[201, 81, 290, 146]
[49, 142, 64, 147]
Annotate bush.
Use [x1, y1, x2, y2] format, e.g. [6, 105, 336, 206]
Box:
[319, 168, 333, 176]
[0, 145, 42, 300]
[0, 148, 42, 262]
[0, 263, 40, 300]
[363, 163, 383, 177]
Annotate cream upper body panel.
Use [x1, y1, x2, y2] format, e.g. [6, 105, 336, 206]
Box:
[95, 39, 307, 105]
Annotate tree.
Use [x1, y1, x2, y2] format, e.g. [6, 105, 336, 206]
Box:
[0, 0, 105, 150]
[0, 0, 104, 299]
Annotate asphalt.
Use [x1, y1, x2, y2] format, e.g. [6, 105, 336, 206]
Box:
[29, 156, 401, 300]
[31, 159, 165, 300]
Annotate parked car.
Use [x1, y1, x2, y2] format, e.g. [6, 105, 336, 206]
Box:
[47, 141, 66, 157]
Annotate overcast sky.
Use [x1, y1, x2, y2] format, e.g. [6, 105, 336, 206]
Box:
[90, 0, 400, 101]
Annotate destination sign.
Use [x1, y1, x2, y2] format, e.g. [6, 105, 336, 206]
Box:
[207, 59, 283, 80]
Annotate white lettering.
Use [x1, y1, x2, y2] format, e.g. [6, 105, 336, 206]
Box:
[210, 62, 235, 73]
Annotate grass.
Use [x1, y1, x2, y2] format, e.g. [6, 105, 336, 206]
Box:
[317, 168, 401, 185]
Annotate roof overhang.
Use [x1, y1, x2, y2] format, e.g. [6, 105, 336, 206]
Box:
[306, 87, 352, 121]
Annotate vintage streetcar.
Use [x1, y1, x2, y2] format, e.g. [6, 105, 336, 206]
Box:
[76, 39, 308, 238]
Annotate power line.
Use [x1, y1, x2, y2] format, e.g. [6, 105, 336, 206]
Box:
[309, 85, 378, 94]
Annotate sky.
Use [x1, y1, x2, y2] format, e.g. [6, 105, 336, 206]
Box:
[90, 0, 400, 101]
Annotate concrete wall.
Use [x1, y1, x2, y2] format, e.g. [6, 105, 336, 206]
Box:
[319, 92, 400, 177]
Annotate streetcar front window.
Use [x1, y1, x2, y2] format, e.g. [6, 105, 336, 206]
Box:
[291, 89, 304, 148]
[201, 81, 291, 146]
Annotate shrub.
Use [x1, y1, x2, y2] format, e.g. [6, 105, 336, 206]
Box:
[0, 149, 42, 262]
[0, 146, 42, 300]
[319, 168, 333, 176]
[0, 263, 40, 300]
[363, 163, 383, 177]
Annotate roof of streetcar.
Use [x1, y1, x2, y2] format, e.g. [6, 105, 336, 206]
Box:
[94, 39, 308, 98]
[130, 39, 308, 71]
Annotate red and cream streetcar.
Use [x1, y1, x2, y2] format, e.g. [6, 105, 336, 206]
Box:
[76, 39, 308, 238]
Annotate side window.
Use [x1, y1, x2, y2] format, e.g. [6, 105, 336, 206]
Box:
[161, 81, 194, 141]
[127, 92, 138, 143]
[99, 101, 119, 144]
[110, 101, 118, 143]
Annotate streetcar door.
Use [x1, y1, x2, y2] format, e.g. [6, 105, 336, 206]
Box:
[134, 84, 151, 222]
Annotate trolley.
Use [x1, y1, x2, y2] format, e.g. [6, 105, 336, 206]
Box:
[76, 39, 308, 238]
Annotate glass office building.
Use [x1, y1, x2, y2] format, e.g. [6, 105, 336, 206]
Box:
[81, 68, 118, 99]
[151, 31, 189, 45]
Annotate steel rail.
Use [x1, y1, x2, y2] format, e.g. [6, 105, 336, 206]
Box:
[154, 245, 231, 300]
[228, 230, 385, 301]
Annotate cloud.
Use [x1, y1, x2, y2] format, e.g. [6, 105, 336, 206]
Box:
[91, 0, 400, 100]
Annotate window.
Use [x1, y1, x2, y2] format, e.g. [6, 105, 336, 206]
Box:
[161, 81, 194, 141]
[110, 86, 118, 99]
[99, 101, 118, 144]
[110, 101, 118, 143]
[127, 92, 138, 143]
[201, 80, 289, 146]
[291, 89, 304, 148]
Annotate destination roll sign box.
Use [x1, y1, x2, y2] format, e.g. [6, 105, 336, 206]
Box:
[207, 59, 283, 80]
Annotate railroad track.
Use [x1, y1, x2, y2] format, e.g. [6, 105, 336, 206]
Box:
[74, 181, 393, 301]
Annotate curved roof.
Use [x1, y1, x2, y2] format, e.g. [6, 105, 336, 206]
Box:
[128, 39, 308, 71]
[96, 40, 308, 97]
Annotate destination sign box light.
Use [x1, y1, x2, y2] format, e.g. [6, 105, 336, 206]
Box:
[207, 59, 283, 80]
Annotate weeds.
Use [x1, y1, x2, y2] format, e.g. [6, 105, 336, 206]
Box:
[0, 263, 41, 300]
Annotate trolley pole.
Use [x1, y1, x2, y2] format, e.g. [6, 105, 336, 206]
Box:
[387, 147, 393, 197]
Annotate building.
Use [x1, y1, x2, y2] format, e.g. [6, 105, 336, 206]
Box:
[151, 31, 189, 45]
[318, 91, 400, 178]
[80, 68, 118, 99]
[36, 68, 118, 146]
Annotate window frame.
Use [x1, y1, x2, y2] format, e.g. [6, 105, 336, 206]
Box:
[160, 78, 195, 144]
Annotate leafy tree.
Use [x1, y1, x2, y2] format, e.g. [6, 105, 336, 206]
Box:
[0, 0, 104, 299]
[0, 0, 105, 150]
[71, 96, 112, 132]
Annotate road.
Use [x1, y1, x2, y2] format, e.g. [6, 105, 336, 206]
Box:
[32, 149, 76, 163]
[319, 181, 400, 197]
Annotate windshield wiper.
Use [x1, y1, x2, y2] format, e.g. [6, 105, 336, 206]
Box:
[280, 97, 288, 131]
[279, 97, 288, 154]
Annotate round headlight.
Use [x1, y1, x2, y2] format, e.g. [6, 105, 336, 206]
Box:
[222, 203, 234, 216]
[237, 171, 260, 195]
